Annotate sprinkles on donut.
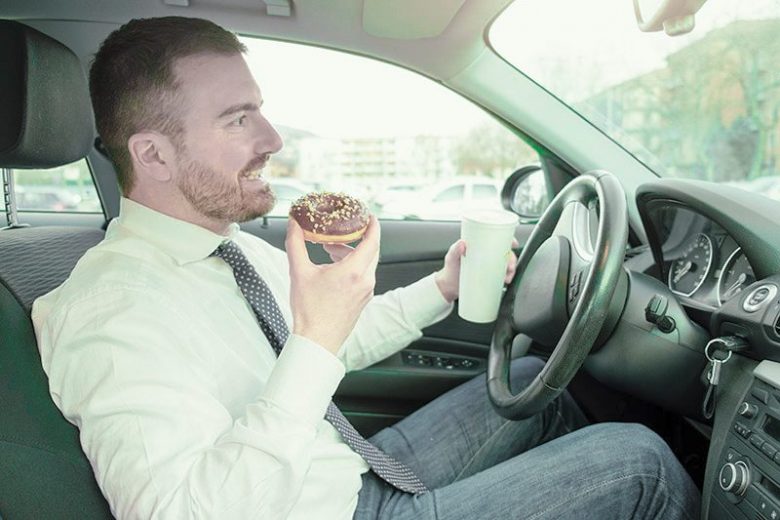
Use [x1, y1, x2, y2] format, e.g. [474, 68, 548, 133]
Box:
[289, 191, 370, 244]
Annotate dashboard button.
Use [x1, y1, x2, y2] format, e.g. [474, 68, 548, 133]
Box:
[762, 443, 778, 459]
[726, 448, 739, 462]
[733, 423, 752, 438]
[753, 288, 770, 303]
[744, 284, 778, 313]
[752, 388, 770, 404]
[739, 402, 759, 419]
[747, 485, 762, 508]
[719, 461, 751, 496]
[751, 435, 766, 449]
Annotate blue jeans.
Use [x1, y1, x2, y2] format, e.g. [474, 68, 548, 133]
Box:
[354, 357, 701, 519]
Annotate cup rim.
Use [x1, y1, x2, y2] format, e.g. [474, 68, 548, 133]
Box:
[461, 209, 518, 227]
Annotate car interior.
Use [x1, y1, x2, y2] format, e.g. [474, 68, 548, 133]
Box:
[2, 0, 780, 519]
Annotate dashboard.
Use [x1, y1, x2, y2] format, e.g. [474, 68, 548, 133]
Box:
[635, 181, 780, 362]
[615, 180, 780, 520]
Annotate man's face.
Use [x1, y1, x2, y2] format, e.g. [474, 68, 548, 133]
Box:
[171, 52, 283, 226]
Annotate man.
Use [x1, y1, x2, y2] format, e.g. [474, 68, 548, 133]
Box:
[32, 16, 699, 520]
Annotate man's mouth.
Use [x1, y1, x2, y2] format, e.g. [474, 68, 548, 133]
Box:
[240, 157, 269, 181]
[241, 169, 264, 180]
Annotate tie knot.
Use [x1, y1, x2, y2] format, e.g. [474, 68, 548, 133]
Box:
[213, 240, 248, 269]
[213, 240, 237, 258]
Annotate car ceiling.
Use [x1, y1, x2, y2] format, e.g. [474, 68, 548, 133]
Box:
[2, 0, 511, 81]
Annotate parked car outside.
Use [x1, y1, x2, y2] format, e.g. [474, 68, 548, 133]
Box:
[378, 177, 503, 220]
[14, 186, 82, 212]
[368, 179, 428, 214]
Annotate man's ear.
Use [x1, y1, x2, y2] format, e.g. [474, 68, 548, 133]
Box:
[127, 132, 177, 183]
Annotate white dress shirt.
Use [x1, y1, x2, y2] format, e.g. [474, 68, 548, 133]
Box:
[32, 198, 452, 520]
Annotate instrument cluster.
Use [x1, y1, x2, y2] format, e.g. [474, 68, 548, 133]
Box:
[647, 203, 756, 308]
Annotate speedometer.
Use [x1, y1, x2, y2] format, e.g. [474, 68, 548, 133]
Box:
[668, 233, 714, 296]
[718, 248, 756, 304]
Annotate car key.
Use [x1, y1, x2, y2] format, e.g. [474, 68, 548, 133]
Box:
[708, 356, 723, 386]
[702, 338, 735, 419]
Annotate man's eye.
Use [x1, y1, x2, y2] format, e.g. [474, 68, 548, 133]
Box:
[231, 115, 247, 127]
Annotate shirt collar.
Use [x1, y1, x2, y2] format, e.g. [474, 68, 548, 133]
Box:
[115, 197, 240, 265]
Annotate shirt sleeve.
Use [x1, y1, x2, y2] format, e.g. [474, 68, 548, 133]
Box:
[37, 286, 344, 520]
[338, 273, 453, 371]
[239, 233, 453, 373]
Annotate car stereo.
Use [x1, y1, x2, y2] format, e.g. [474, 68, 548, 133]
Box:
[712, 362, 780, 519]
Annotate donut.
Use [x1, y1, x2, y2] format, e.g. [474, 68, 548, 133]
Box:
[289, 192, 370, 244]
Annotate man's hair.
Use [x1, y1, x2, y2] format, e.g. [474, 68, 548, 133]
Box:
[89, 17, 247, 193]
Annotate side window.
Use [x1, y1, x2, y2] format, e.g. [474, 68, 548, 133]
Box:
[241, 38, 538, 221]
[4, 159, 101, 213]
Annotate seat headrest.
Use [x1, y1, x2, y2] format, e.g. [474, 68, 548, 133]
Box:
[0, 20, 94, 169]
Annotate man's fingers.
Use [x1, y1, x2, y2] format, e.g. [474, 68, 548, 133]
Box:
[455, 239, 466, 257]
[348, 216, 381, 267]
[504, 251, 518, 283]
[285, 219, 313, 272]
[367, 246, 380, 276]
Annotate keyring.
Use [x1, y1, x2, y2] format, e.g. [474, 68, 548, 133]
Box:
[705, 338, 732, 364]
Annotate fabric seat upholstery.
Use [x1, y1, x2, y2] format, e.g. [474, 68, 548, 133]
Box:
[0, 20, 113, 519]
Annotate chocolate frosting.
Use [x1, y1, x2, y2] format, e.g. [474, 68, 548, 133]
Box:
[289, 192, 369, 235]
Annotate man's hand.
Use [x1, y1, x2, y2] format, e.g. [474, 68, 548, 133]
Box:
[286, 216, 380, 354]
[434, 238, 519, 303]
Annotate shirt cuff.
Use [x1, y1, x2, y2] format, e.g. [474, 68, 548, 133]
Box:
[400, 273, 454, 329]
[262, 334, 346, 427]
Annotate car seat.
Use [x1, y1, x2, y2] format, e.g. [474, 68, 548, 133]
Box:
[0, 19, 113, 518]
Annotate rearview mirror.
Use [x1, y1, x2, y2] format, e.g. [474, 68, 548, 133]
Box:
[633, 0, 707, 36]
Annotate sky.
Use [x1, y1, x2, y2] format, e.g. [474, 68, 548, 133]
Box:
[491, 0, 780, 101]
[241, 38, 491, 139]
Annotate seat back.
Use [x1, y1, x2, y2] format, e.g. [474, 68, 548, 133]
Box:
[0, 20, 113, 518]
[0, 228, 111, 519]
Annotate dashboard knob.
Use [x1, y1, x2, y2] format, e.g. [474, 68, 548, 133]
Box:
[739, 402, 758, 419]
[719, 461, 750, 495]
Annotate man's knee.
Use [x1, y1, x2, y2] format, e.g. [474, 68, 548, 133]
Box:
[580, 423, 698, 498]
[560, 423, 700, 518]
[582, 423, 674, 469]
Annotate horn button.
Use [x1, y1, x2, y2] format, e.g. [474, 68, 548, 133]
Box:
[513, 236, 571, 348]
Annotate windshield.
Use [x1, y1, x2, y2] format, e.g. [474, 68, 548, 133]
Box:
[490, 1, 780, 198]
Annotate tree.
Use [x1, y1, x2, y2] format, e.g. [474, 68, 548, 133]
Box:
[453, 123, 537, 178]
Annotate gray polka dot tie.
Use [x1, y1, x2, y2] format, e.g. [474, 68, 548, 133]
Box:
[213, 241, 428, 494]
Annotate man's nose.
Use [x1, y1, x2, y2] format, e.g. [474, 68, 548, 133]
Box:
[256, 116, 284, 156]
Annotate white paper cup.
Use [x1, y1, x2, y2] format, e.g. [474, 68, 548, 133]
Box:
[458, 209, 519, 323]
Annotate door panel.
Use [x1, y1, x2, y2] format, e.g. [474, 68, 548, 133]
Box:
[244, 216, 533, 435]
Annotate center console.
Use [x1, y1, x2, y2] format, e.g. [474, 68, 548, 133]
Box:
[711, 362, 780, 519]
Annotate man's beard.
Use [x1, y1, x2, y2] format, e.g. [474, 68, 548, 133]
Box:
[176, 152, 276, 224]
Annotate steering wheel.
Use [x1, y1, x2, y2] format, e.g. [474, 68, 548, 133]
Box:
[487, 171, 628, 420]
